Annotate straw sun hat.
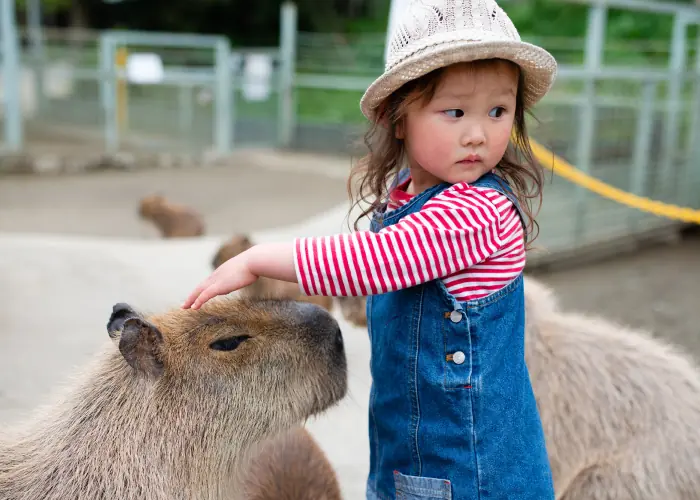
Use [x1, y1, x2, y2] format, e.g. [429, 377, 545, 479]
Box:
[360, 0, 558, 121]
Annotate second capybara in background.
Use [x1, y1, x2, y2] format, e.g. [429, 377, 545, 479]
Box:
[138, 194, 205, 238]
[239, 426, 343, 500]
[211, 234, 334, 313]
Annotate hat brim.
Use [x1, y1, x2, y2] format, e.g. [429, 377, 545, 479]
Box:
[360, 39, 557, 122]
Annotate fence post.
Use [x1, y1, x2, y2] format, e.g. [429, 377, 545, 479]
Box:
[214, 37, 232, 154]
[27, 0, 45, 113]
[682, 25, 700, 208]
[572, 1, 606, 245]
[99, 34, 118, 154]
[628, 80, 657, 231]
[659, 13, 687, 202]
[115, 47, 129, 134]
[0, 0, 22, 152]
[278, 2, 298, 148]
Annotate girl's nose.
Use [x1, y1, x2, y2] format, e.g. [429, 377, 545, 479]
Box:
[461, 123, 486, 146]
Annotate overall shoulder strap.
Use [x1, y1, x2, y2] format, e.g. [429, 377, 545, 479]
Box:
[470, 172, 528, 240]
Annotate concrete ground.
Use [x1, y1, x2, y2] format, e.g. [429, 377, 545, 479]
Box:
[1, 148, 699, 498]
[0, 148, 354, 238]
[529, 229, 700, 357]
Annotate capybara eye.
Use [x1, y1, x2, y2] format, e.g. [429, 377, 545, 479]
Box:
[209, 335, 251, 351]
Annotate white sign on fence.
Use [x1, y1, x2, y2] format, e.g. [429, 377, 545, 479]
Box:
[242, 53, 273, 102]
[126, 53, 164, 84]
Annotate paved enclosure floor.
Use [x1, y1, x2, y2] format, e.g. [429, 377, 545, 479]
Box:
[0, 148, 353, 239]
[530, 229, 700, 357]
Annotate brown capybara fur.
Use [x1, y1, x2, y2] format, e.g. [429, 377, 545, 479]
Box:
[0, 297, 347, 500]
[212, 234, 334, 313]
[240, 426, 343, 500]
[522, 277, 700, 499]
[336, 296, 367, 327]
[138, 194, 205, 238]
[330, 277, 700, 499]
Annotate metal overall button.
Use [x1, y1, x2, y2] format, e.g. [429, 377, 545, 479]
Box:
[443, 310, 470, 390]
[446, 351, 466, 365]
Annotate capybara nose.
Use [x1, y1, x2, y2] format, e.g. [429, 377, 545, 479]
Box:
[293, 300, 344, 354]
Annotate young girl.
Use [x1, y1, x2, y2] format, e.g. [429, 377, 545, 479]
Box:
[183, 0, 558, 497]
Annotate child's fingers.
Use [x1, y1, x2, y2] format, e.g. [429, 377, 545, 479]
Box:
[181, 293, 198, 310]
[190, 284, 224, 310]
[181, 278, 214, 309]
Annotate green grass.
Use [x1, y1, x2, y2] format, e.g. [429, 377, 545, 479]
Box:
[295, 88, 366, 124]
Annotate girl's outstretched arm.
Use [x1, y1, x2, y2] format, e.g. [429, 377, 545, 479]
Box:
[181, 242, 296, 310]
[295, 184, 508, 298]
[182, 182, 509, 309]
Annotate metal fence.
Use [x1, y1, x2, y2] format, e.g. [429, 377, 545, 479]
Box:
[7, 4, 295, 156]
[285, 0, 700, 255]
[0, 0, 23, 151]
[2, 0, 700, 257]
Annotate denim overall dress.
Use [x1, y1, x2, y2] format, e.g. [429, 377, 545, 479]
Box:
[365, 170, 554, 499]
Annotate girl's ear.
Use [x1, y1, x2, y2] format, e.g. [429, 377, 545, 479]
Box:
[394, 120, 404, 139]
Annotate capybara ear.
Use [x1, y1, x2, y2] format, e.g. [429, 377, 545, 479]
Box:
[107, 302, 139, 339]
[211, 247, 225, 270]
[118, 317, 164, 377]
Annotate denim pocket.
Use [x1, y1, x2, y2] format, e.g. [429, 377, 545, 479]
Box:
[394, 471, 452, 499]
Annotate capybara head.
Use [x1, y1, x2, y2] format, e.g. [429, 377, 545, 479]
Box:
[138, 194, 166, 219]
[212, 234, 254, 269]
[106, 297, 347, 429]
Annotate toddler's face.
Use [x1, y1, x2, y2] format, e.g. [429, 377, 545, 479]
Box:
[399, 61, 519, 194]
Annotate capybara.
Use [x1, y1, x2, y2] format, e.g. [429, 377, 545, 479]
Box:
[138, 194, 205, 238]
[336, 296, 367, 327]
[0, 297, 347, 500]
[239, 426, 343, 500]
[523, 277, 700, 499]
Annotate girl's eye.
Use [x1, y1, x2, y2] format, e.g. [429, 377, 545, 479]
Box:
[489, 107, 506, 118]
[444, 109, 464, 118]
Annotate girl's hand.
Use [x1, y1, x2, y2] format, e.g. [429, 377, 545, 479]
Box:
[181, 251, 257, 310]
[181, 242, 297, 310]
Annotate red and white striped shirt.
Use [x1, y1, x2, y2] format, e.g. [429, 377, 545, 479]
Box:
[294, 179, 526, 302]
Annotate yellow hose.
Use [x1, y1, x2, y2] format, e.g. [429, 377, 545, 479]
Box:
[528, 138, 700, 224]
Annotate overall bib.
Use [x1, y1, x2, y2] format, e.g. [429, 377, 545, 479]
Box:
[365, 171, 554, 499]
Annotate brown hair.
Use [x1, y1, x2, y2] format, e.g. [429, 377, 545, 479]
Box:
[347, 58, 544, 247]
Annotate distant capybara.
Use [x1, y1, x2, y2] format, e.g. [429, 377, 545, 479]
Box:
[239, 426, 343, 500]
[212, 234, 334, 313]
[0, 297, 347, 500]
[138, 194, 205, 238]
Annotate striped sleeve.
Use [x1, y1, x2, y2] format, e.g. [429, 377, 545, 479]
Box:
[293, 183, 504, 297]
